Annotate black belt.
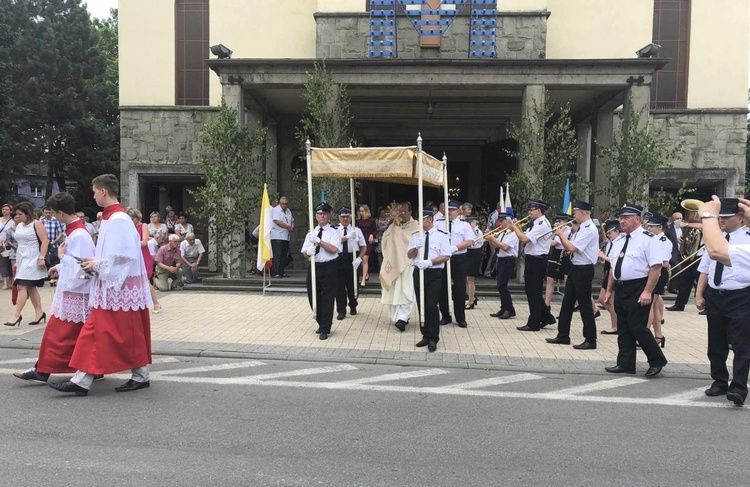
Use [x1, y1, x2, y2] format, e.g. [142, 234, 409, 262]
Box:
[314, 260, 337, 267]
[615, 277, 648, 287]
[708, 286, 750, 296]
[497, 256, 516, 260]
[571, 264, 595, 268]
[526, 254, 548, 260]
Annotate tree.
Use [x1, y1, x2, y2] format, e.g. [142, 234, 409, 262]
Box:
[192, 101, 273, 278]
[294, 61, 357, 214]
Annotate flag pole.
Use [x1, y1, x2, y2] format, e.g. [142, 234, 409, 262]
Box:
[417, 134, 425, 325]
[443, 152, 453, 320]
[350, 177, 358, 299]
[306, 139, 317, 312]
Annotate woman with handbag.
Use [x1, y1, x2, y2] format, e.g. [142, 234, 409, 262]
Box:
[0, 203, 14, 290]
[4, 202, 49, 327]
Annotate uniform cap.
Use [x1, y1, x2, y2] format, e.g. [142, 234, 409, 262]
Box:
[572, 200, 593, 211]
[719, 198, 740, 217]
[617, 203, 643, 217]
[315, 202, 333, 213]
[528, 200, 549, 211]
[447, 200, 462, 209]
[338, 206, 352, 215]
[646, 212, 667, 226]
[554, 213, 573, 221]
[604, 219, 620, 233]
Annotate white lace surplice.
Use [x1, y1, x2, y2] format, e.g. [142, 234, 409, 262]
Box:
[49, 227, 95, 323]
[89, 212, 153, 311]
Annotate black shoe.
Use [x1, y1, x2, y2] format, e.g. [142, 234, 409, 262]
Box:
[350, 307, 357, 316]
[315, 327, 321, 334]
[573, 341, 597, 350]
[28, 312, 46, 325]
[115, 379, 150, 392]
[13, 370, 50, 384]
[456, 321, 468, 328]
[516, 325, 539, 332]
[48, 381, 88, 396]
[427, 341, 437, 352]
[439, 317, 452, 326]
[645, 366, 663, 378]
[489, 309, 504, 317]
[666, 305, 684, 311]
[698, 310, 707, 316]
[545, 336, 571, 345]
[416, 338, 430, 348]
[319, 332, 329, 340]
[336, 312, 346, 320]
[540, 316, 556, 328]
[93, 375, 105, 382]
[593, 311, 601, 318]
[499, 311, 516, 319]
[605, 365, 636, 374]
[727, 392, 745, 406]
[705, 385, 728, 397]
[395, 320, 407, 332]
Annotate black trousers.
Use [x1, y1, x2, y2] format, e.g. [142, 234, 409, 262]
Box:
[557, 264, 597, 343]
[413, 268, 442, 342]
[613, 278, 668, 370]
[524, 255, 555, 329]
[306, 260, 338, 333]
[439, 253, 467, 323]
[705, 287, 750, 399]
[336, 253, 358, 312]
[495, 256, 516, 314]
[675, 262, 700, 306]
[270, 239, 289, 276]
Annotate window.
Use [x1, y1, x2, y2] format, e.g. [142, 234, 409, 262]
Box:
[651, 0, 690, 109]
[176, 0, 210, 106]
[31, 182, 45, 198]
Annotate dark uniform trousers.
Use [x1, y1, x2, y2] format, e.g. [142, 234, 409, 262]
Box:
[306, 260, 338, 333]
[413, 268, 442, 342]
[439, 253, 467, 322]
[270, 239, 289, 276]
[557, 264, 597, 343]
[675, 261, 700, 307]
[524, 254, 555, 329]
[613, 278, 668, 370]
[495, 257, 516, 314]
[705, 286, 750, 399]
[336, 252, 358, 312]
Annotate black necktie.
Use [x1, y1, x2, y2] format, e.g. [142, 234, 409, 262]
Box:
[714, 234, 730, 286]
[423, 231, 430, 260]
[614, 234, 630, 280]
[314, 227, 324, 255]
[343, 227, 348, 253]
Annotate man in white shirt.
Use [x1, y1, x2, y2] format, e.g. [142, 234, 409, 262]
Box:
[270, 196, 294, 278]
[334, 207, 366, 320]
[180, 233, 205, 284]
[486, 213, 519, 319]
[438, 200, 475, 328]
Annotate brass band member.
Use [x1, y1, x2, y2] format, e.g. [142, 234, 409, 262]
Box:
[437, 200, 475, 328]
[598, 220, 620, 335]
[645, 213, 673, 347]
[487, 213, 519, 320]
[545, 213, 573, 309]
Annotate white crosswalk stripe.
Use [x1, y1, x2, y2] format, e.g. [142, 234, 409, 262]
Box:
[661, 387, 709, 401]
[0, 358, 37, 365]
[153, 360, 265, 376]
[539, 377, 647, 398]
[339, 368, 449, 384]
[448, 373, 543, 390]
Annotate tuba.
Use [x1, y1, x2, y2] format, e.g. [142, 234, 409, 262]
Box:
[679, 199, 703, 260]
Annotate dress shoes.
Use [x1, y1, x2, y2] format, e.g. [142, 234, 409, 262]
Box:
[666, 304, 684, 311]
[416, 338, 430, 348]
[395, 320, 407, 332]
[573, 341, 597, 350]
[439, 316, 452, 326]
[115, 379, 150, 392]
[605, 365, 636, 374]
[336, 312, 346, 320]
[593, 311, 601, 318]
[315, 327, 321, 334]
[456, 321, 468, 328]
[13, 370, 50, 384]
[516, 325, 539, 332]
[698, 310, 707, 316]
[427, 341, 437, 352]
[499, 311, 515, 319]
[93, 375, 105, 382]
[48, 381, 89, 396]
[350, 307, 357, 316]
[319, 333, 329, 340]
[545, 336, 571, 345]
[489, 309, 504, 318]
[727, 392, 745, 406]
[644, 366, 663, 378]
[704, 385, 728, 397]
[540, 316, 556, 328]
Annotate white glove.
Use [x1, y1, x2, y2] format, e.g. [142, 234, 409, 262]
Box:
[352, 257, 362, 269]
[415, 237, 425, 248]
[308, 233, 321, 244]
[450, 245, 458, 254]
[342, 232, 352, 241]
[414, 259, 432, 269]
[305, 246, 316, 256]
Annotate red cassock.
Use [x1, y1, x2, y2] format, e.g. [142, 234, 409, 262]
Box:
[37, 316, 84, 374]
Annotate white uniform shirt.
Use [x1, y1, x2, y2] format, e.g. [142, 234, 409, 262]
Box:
[550, 226, 571, 251]
[448, 217, 474, 255]
[608, 230, 662, 281]
[524, 215, 552, 256]
[495, 229, 519, 258]
[470, 227, 484, 250]
[570, 220, 600, 266]
[407, 227, 452, 269]
[653, 232, 674, 265]
[698, 228, 750, 290]
[270, 206, 294, 241]
[337, 224, 366, 254]
[301, 223, 342, 263]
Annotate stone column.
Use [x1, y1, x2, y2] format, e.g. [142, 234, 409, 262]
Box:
[223, 83, 245, 127]
[520, 85, 545, 176]
[266, 122, 279, 196]
[593, 109, 614, 211]
[623, 84, 651, 205]
[576, 124, 592, 200]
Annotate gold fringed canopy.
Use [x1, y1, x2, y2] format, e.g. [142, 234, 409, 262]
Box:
[310, 146, 444, 187]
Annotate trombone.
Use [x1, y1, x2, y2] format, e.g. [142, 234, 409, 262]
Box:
[667, 246, 704, 282]
[535, 221, 574, 242]
[473, 216, 530, 243]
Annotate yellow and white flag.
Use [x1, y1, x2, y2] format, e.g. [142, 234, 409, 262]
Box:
[257, 184, 273, 271]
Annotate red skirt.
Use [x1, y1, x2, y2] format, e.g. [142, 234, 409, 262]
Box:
[36, 315, 84, 374]
[69, 307, 152, 375]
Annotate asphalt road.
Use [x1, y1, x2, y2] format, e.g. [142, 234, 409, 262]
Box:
[0, 349, 745, 486]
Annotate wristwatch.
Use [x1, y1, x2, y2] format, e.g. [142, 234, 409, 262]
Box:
[699, 212, 717, 219]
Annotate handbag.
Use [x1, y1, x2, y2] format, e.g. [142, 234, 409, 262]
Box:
[0, 220, 11, 257]
[33, 223, 59, 269]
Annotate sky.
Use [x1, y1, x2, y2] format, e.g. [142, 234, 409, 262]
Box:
[85, 0, 118, 20]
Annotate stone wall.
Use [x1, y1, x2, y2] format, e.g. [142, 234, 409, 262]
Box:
[315, 11, 547, 60]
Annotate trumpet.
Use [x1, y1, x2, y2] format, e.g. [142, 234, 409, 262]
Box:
[535, 221, 574, 241]
[473, 216, 530, 243]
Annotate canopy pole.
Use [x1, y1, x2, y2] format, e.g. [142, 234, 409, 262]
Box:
[443, 152, 453, 320]
[350, 177, 358, 298]
[306, 139, 317, 313]
[417, 134, 425, 325]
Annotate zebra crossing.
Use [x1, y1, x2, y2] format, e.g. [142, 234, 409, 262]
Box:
[3, 355, 740, 410]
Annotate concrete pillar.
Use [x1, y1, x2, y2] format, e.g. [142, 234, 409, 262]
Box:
[623, 84, 651, 205]
[266, 122, 279, 196]
[593, 109, 614, 211]
[520, 85, 545, 175]
[223, 83, 245, 127]
[576, 124, 592, 200]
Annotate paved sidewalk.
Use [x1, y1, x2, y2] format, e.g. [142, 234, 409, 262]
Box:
[0, 286, 714, 377]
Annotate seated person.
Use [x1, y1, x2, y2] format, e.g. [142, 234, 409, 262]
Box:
[180, 233, 205, 284]
[154, 234, 184, 291]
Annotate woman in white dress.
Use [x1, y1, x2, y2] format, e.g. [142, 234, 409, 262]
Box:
[4, 202, 49, 327]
